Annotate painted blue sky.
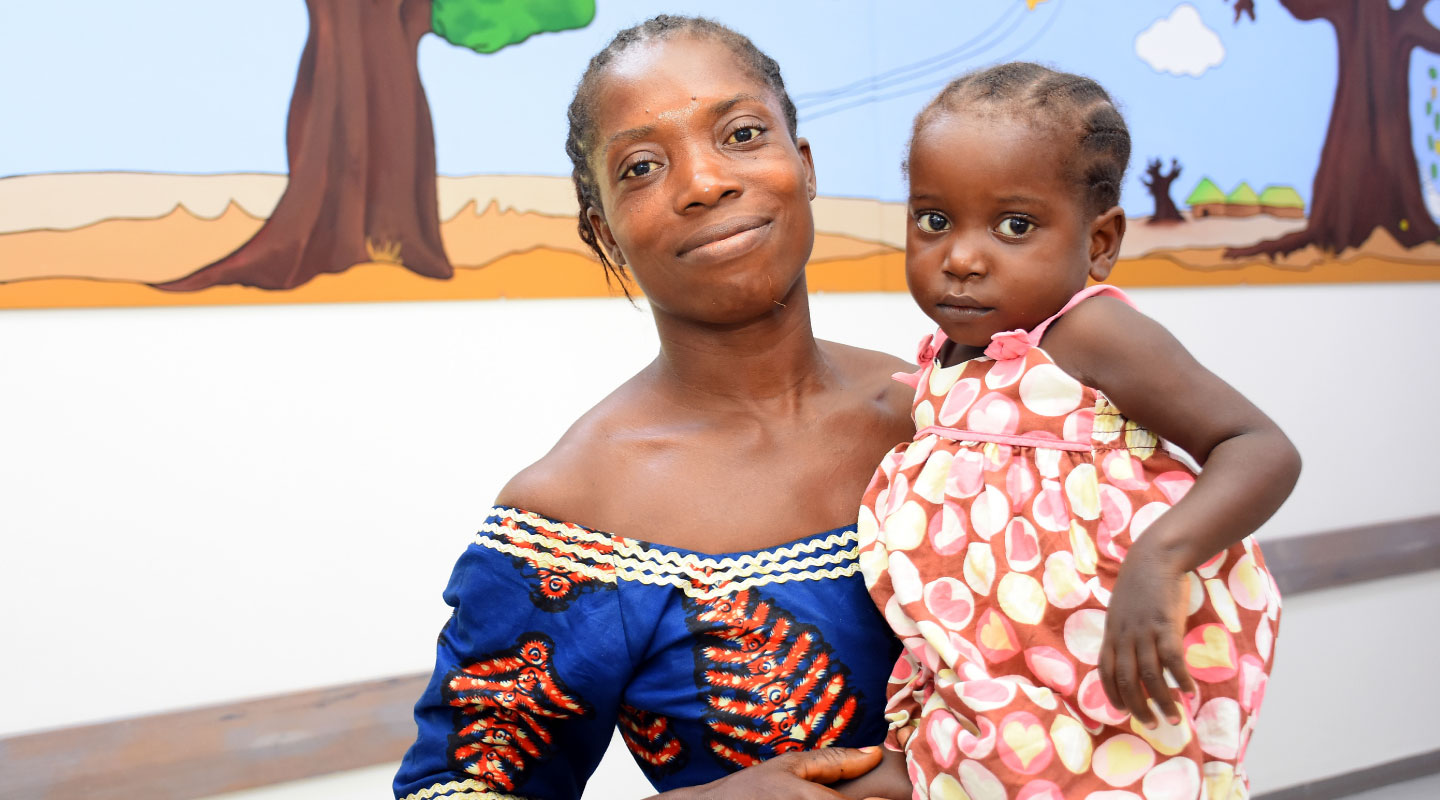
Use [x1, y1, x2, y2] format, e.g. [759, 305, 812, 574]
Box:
[3, 0, 1438, 217]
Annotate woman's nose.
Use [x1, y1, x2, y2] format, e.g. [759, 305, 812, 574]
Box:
[674, 147, 742, 212]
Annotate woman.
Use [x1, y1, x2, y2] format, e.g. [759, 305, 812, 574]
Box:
[395, 16, 913, 800]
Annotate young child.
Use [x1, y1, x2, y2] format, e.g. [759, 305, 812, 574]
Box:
[858, 63, 1300, 800]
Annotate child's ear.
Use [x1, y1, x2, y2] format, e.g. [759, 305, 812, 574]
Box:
[586, 206, 626, 266]
[1088, 205, 1125, 282]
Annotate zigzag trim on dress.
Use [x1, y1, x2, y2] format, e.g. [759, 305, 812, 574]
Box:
[480, 523, 857, 582]
[487, 506, 858, 568]
[398, 779, 524, 800]
[474, 532, 860, 601]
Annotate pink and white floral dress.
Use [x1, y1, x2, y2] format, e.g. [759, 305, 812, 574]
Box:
[859, 285, 1280, 800]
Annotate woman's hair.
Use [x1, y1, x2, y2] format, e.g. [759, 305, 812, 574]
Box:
[910, 62, 1130, 218]
[564, 15, 799, 293]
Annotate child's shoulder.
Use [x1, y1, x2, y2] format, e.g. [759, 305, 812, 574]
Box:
[1041, 291, 1177, 385]
[1051, 291, 1149, 339]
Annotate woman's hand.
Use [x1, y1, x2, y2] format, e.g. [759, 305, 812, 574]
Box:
[1097, 542, 1196, 728]
[651, 746, 885, 800]
[830, 747, 913, 800]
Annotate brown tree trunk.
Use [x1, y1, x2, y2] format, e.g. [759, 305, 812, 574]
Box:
[156, 0, 449, 291]
[1143, 159, 1185, 224]
[1229, 1, 1440, 258]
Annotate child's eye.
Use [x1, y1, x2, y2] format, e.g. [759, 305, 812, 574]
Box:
[997, 217, 1034, 237]
[726, 125, 764, 144]
[621, 160, 661, 179]
[915, 212, 950, 233]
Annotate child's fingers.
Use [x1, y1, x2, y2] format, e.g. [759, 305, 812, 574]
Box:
[1135, 638, 1179, 725]
[1098, 640, 1123, 712]
[1111, 641, 1156, 727]
[1157, 632, 1196, 697]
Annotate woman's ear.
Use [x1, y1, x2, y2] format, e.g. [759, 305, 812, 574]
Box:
[1088, 205, 1125, 282]
[797, 136, 817, 201]
[586, 206, 625, 266]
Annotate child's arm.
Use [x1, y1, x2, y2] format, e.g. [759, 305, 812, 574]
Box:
[1044, 295, 1301, 727]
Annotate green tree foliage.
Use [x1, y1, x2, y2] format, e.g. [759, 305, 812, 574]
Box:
[433, 0, 596, 54]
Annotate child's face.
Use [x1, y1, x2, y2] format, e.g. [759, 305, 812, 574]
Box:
[905, 111, 1113, 350]
[584, 36, 817, 325]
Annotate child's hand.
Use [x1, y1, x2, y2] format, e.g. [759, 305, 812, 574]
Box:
[1098, 549, 1196, 728]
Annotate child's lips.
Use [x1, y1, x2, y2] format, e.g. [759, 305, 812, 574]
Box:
[938, 296, 991, 320]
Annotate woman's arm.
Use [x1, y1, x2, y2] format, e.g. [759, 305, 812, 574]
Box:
[647, 747, 888, 800]
[1045, 296, 1301, 725]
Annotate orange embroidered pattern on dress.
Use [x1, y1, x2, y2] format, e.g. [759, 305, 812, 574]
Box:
[442, 633, 594, 791]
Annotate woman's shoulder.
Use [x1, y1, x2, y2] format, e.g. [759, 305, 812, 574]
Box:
[820, 338, 914, 375]
[495, 372, 655, 526]
[818, 339, 916, 422]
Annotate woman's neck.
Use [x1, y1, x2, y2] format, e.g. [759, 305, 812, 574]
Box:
[648, 280, 833, 413]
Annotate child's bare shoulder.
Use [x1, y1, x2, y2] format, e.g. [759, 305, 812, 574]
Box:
[1052, 293, 1153, 339]
[1043, 293, 1181, 384]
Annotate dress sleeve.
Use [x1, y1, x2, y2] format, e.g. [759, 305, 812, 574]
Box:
[394, 509, 630, 800]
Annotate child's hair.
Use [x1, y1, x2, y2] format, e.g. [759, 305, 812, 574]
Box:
[565, 15, 799, 293]
[910, 62, 1130, 218]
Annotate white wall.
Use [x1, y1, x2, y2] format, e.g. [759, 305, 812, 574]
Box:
[4, 283, 1439, 794]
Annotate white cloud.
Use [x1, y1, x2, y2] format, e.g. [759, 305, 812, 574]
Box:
[1135, 4, 1225, 77]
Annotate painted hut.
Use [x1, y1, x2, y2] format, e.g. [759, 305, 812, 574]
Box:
[1186, 177, 1227, 218]
[1259, 184, 1305, 218]
[1225, 182, 1261, 217]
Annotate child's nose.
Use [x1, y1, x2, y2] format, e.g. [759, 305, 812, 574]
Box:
[943, 234, 987, 278]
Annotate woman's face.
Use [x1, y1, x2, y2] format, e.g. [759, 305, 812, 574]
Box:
[586, 36, 816, 325]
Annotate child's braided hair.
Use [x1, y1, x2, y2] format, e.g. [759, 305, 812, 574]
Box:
[911, 62, 1130, 217]
[564, 15, 799, 293]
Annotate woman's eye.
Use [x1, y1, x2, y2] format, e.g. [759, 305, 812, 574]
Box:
[916, 212, 950, 233]
[997, 217, 1033, 237]
[726, 126, 763, 144]
[621, 160, 659, 179]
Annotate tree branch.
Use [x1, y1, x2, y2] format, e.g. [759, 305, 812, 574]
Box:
[401, 0, 433, 44]
[1277, 0, 1347, 23]
[1399, 0, 1440, 54]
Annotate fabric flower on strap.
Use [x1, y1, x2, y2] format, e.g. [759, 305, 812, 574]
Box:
[893, 332, 940, 390]
[984, 329, 1033, 361]
[914, 332, 939, 365]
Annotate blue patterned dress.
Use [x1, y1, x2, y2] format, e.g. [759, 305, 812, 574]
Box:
[394, 506, 901, 800]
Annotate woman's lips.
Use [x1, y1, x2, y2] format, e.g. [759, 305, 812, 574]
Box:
[676, 216, 770, 260]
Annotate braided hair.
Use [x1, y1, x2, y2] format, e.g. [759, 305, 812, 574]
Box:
[910, 62, 1130, 218]
[564, 15, 799, 294]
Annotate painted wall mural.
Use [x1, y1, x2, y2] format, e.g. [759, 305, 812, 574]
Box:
[2, 0, 1438, 310]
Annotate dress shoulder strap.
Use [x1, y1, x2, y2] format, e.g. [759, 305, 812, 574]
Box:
[1026, 284, 1135, 344]
[892, 328, 949, 389]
